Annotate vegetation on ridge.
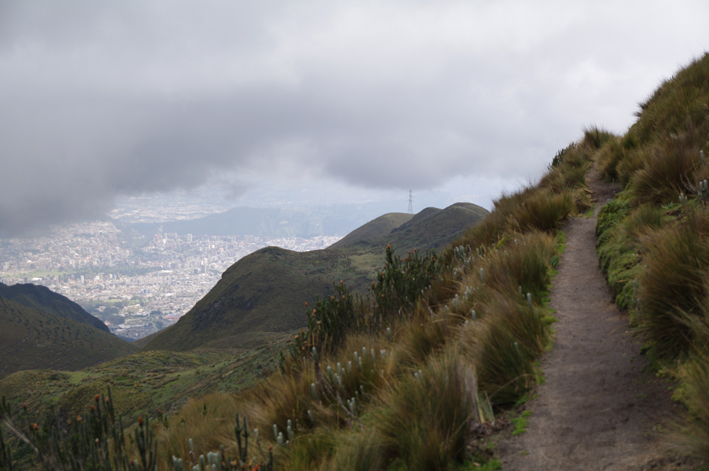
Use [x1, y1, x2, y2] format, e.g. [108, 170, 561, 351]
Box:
[0, 281, 110, 333]
[141, 202, 488, 353]
[593, 52, 709, 461]
[0, 298, 136, 380]
[0, 132, 594, 469]
[6, 52, 708, 470]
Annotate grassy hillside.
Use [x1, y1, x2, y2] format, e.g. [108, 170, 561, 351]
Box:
[135, 132, 593, 470]
[0, 297, 136, 379]
[0, 334, 289, 428]
[330, 212, 413, 249]
[0, 282, 109, 333]
[592, 53, 709, 460]
[142, 202, 488, 352]
[0, 119, 598, 469]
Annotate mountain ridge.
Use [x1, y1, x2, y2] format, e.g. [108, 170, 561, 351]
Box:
[0, 282, 110, 333]
[0, 297, 137, 379]
[142, 202, 488, 352]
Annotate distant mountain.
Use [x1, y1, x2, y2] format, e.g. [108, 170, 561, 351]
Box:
[126, 203, 413, 238]
[0, 298, 137, 378]
[0, 282, 110, 333]
[142, 202, 488, 352]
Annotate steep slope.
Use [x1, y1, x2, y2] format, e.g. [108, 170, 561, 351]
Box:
[0, 298, 137, 378]
[143, 202, 488, 352]
[330, 212, 413, 249]
[0, 282, 110, 332]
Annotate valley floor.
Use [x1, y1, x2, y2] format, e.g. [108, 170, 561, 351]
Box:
[497, 169, 700, 470]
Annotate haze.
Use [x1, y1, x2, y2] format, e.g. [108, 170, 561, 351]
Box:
[0, 0, 706, 237]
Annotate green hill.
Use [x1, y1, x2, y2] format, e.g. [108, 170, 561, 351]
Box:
[330, 212, 413, 248]
[0, 297, 137, 379]
[142, 202, 488, 352]
[0, 282, 110, 332]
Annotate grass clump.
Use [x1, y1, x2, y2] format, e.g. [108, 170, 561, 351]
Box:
[367, 352, 485, 471]
[637, 207, 709, 361]
[469, 293, 549, 406]
[591, 52, 709, 460]
[511, 410, 532, 436]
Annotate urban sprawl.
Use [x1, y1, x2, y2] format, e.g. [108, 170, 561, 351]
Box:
[0, 220, 340, 340]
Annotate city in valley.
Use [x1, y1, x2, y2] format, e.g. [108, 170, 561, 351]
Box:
[0, 219, 340, 341]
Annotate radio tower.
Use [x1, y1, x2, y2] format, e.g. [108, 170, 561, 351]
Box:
[407, 189, 413, 214]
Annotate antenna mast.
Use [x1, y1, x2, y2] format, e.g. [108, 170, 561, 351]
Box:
[407, 189, 413, 214]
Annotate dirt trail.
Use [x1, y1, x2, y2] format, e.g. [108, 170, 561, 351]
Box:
[498, 169, 695, 470]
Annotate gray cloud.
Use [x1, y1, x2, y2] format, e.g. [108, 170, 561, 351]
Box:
[0, 0, 707, 236]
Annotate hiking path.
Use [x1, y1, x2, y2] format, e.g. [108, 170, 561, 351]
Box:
[497, 169, 697, 471]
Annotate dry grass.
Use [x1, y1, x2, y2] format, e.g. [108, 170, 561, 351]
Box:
[630, 127, 704, 206]
[156, 393, 243, 469]
[674, 351, 709, 461]
[142, 123, 587, 471]
[511, 188, 577, 233]
[462, 293, 550, 406]
[638, 207, 709, 360]
[366, 350, 485, 471]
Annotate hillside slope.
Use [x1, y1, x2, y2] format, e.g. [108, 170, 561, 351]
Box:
[0, 282, 109, 332]
[143, 202, 488, 352]
[330, 212, 413, 249]
[0, 298, 137, 378]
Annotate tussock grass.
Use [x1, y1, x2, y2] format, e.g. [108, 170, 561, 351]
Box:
[638, 207, 709, 361]
[157, 393, 243, 468]
[630, 128, 704, 206]
[582, 127, 615, 150]
[467, 293, 550, 406]
[596, 137, 626, 181]
[591, 52, 709, 461]
[616, 147, 648, 188]
[465, 231, 556, 305]
[674, 351, 709, 461]
[367, 351, 485, 471]
[511, 189, 577, 233]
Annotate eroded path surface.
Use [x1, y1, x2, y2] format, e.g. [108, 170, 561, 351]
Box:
[498, 170, 694, 470]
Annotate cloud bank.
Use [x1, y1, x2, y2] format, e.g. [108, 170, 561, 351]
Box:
[0, 0, 706, 236]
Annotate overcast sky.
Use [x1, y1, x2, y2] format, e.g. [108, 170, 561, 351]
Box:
[0, 0, 707, 237]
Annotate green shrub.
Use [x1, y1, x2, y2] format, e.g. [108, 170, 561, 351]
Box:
[371, 245, 440, 324]
[288, 281, 365, 361]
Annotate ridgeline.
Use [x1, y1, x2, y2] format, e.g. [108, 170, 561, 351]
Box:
[142, 202, 488, 352]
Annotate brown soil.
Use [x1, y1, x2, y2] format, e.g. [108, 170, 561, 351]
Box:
[497, 169, 701, 470]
